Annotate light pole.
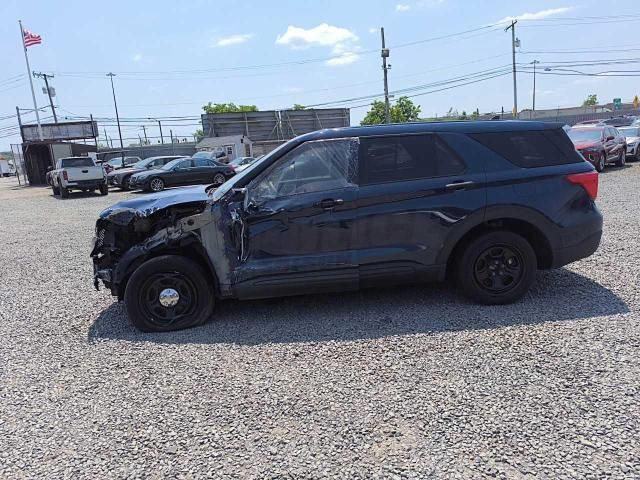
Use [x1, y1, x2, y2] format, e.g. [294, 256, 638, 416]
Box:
[380, 27, 391, 124]
[505, 20, 519, 118]
[106, 72, 124, 150]
[531, 60, 540, 114]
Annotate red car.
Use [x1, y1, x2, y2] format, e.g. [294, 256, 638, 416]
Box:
[567, 126, 626, 171]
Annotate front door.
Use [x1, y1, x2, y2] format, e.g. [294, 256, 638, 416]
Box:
[232, 138, 359, 299]
[355, 132, 486, 286]
[167, 159, 194, 186]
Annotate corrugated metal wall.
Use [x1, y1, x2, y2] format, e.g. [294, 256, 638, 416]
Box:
[201, 109, 351, 143]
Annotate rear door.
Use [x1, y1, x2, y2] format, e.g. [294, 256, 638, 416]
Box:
[355, 133, 486, 286]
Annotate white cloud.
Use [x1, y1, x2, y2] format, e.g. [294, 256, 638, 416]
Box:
[213, 33, 254, 47]
[276, 23, 361, 67]
[132, 53, 143, 62]
[396, 4, 411, 12]
[496, 7, 573, 24]
[276, 24, 358, 49]
[368, 27, 378, 34]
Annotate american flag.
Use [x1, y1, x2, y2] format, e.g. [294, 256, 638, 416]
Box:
[23, 29, 42, 48]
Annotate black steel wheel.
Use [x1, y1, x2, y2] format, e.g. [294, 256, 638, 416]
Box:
[124, 255, 215, 332]
[455, 231, 536, 305]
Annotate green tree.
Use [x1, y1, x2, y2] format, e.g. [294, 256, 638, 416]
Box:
[291, 104, 306, 110]
[361, 96, 422, 125]
[583, 94, 598, 107]
[202, 102, 258, 114]
[193, 129, 205, 141]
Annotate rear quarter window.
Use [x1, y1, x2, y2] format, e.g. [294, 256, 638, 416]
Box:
[470, 129, 581, 167]
[61, 158, 94, 168]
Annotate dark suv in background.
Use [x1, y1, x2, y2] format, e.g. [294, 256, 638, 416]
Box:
[92, 121, 602, 332]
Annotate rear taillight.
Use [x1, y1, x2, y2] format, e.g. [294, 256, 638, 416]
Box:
[62, 170, 68, 181]
[566, 171, 598, 200]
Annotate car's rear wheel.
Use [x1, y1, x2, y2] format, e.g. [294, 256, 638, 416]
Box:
[213, 173, 226, 186]
[596, 152, 606, 172]
[120, 177, 131, 190]
[51, 184, 60, 196]
[124, 255, 215, 332]
[59, 182, 69, 199]
[455, 231, 536, 305]
[99, 183, 109, 196]
[149, 177, 165, 192]
[616, 149, 626, 167]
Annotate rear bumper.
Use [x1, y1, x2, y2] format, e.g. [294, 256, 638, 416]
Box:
[551, 212, 603, 268]
[66, 179, 106, 189]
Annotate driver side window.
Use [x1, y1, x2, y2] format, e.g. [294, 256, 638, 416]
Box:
[250, 138, 357, 202]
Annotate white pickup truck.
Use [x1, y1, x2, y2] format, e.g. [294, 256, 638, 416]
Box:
[49, 156, 108, 198]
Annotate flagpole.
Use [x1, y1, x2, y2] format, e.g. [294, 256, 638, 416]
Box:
[18, 19, 43, 141]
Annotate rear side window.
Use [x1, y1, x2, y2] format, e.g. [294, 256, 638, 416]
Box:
[360, 134, 465, 185]
[61, 158, 94, 168]
[470, 129, 581, 167]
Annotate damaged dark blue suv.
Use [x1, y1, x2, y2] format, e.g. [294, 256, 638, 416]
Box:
[92, 121, 602, 332]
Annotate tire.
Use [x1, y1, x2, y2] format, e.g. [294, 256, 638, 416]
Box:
[124, 255, 215, 332]
[213, 173, 226, 186]
[616, 149, 626, 167]
[99, 183, 109, 196]
[596, 152, 606, 172]
[120, 176, 131, 190]
[59, 183, 69, 199]
[455, 231, 537, 305]
[149, 177, 165, 192]
[51, 185, 60, 196]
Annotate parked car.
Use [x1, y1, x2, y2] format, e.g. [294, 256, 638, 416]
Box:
[616, 126, 640, 161]
[192, 150, 229, 164]
[574, 119, 604, 126]
[92, 121, 602, 332]
[49, 156, 108, 198]
[128, 157, 235, 192]
[107, 156, 187, 190]
[566, 126, 626, 171]
[602, 116, 638, 127]
[229, 156, 256, 173]
[103, 156, 142, 174]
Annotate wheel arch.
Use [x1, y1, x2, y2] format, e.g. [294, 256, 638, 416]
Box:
[441, 206, 558, 278]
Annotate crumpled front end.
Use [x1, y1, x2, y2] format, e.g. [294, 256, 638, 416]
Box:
[91, 186, 212, 298]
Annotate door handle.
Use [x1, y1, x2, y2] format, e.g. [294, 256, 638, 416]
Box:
[81, 169, 88, 173]
[445, 180, 474, 191]
[316, 198, 344, 209]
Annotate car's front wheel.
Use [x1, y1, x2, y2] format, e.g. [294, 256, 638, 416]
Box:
[149, 177, 165, 192]
[455, 231, 537, 305]
[596, 152, 606, 172]
[124, 255, 215, 332]
[99, 183, 109, 196]
[616, 149, 626, 167]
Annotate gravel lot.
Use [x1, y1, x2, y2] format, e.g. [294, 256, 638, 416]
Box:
[0, 166, 639, 479]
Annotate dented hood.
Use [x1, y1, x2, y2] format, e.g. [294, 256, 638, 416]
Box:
[99, 185, 210, 225]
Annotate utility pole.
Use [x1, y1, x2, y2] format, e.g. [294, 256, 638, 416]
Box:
[531, 60, 540, 114]
[33, 72, 57, 123]
[158, 120, 164, 144]
[103, 128, 108, 147]
[170, 129, 174, 153]
[106, 73, 124, 149]
[505, 20, 518, 119]
[380, 27, 391, 124]
[142, 125, 148, 145]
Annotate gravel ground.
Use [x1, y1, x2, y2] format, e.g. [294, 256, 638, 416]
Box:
[0, 166, 639, 479]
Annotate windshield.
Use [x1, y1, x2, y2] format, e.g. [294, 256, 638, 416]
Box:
[211, 143, 290, 201]
[567, 129, 602, 142]
[161, 158, 185, 170]
[107, 157, 127, 166]
[618, 127, 640, 137]
[61, 158, 94, 168]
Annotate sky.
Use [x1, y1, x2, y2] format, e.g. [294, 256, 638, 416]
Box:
[2, 0, 640, 150]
